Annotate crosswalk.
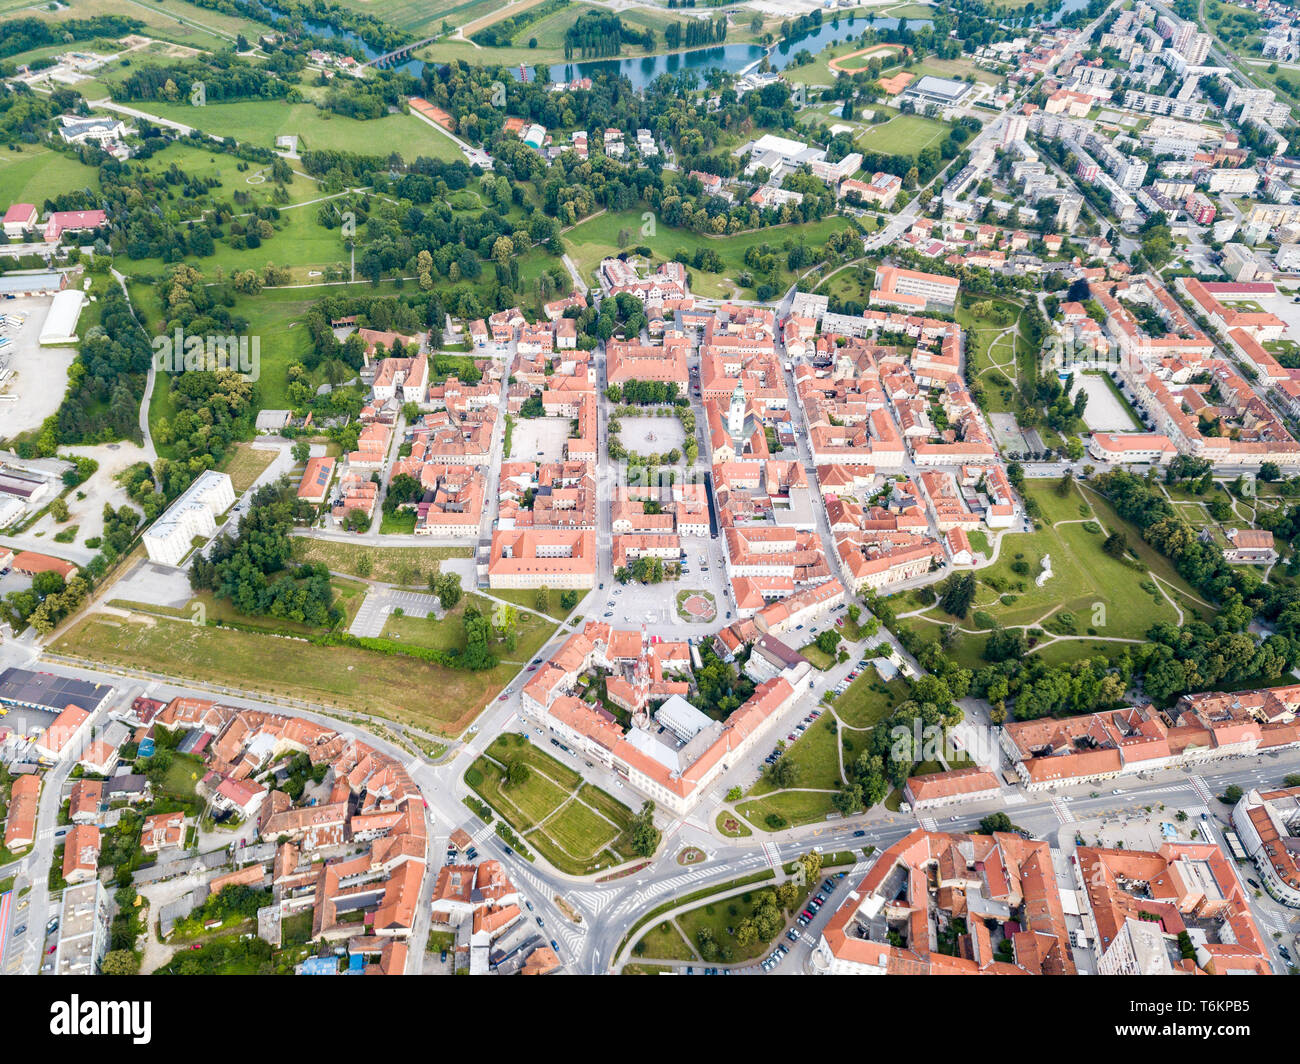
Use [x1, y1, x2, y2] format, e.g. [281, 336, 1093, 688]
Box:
[1189, 775, 1215, 808]
[847, 857, 874, 881]
[762, 841, 782, 872]
[1050, 797, 1075, 824]
[470, 823, 495, 844]
[919, 816, 939, 832]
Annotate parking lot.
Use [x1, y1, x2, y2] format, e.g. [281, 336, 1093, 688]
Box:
[108, 560, 194, 609]
[598, 534, 733, 629]
[0, 295, 77, 438]
[509, 416, 571, 463]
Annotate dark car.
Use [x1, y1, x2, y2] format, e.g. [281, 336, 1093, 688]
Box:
[536, 916, 545, 928]
[13, 925, 25, 937]
[1248, 878, 1261, 889]
[550, 940, 559, 952]
[853, 830, 866, 838]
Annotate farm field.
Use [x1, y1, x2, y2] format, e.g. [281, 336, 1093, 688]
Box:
[16, 0, 267, 49]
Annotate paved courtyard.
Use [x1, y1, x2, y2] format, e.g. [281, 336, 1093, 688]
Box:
[1070, 372, 1141, 432]
[510, 416, 570, 463]
[619, 415, 684, 458]
[110, 561, 195, 609]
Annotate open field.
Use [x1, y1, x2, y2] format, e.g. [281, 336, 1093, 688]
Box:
[563, 210, 855, 299]
[120, 99, 465, 162]
[0, 146, 100, 207]
[53, 611, 506, 733]
[220, 443, 278, 493]
[289, 537, 472, 584]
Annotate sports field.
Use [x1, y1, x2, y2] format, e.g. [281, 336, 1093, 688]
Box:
[855, 112, 951, 155]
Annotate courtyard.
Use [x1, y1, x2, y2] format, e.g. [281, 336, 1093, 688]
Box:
[509, 416, 572, 463]
[619, 415, 685, 459]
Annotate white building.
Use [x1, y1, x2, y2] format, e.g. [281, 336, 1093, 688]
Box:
[142, 470, 236, 566]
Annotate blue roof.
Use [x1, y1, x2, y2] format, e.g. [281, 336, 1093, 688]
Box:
[348, 954, 364, 971]
[301, 956, 338, 975]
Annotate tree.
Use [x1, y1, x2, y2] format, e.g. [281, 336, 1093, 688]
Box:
[504, 760, 530, 788]
[814, 628, 841, 656]
[764, 755, 798, 789]
[101, 950, 138, 975]
[794, 851, 822, 886]
[292, 441, 311, 462]
[535, 585, 550, 612]
[436, 572, 462, 610]
[978, 812, 1013, 834]
[939, 572, 975, 619]
[344, 508, 368, 533]
[1222, 784, 1243, 804]
[627, 801, 661, 857]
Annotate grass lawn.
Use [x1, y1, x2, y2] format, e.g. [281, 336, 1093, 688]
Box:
[716, 810, 752, 837]
[833, 669, 909, 730]
[891, 480, 1210, 667]
[0, 145, 100, 206]
[382, 593, 553, 664]
[676, 882, 809, 963]
[54, 612, 506, 733]
[737, 789, 839, 830]
[158, 753, 204, 801]
[799, 643, 836, 670]
[220, 443, 278, 493]
[379, 510, 418, 535]
[289, 537, 471, 584]
[750, 715, 842, 795]
[467, 734, 638, 874]
[635, 920, 697, 961]
[123, 100, 466, 163]
[562, 209, 855, 300]
[487, 586, 575, 621]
